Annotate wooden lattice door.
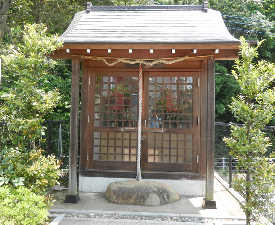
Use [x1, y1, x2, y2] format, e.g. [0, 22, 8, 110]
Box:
[89, 71, 199, 172]
[91, 72, 139, 170]
[143, 72, 199, 172]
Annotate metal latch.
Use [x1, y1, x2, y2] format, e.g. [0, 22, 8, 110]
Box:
[141, 136, 146, 140]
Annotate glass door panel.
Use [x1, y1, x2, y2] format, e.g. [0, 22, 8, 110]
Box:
[94, 76, 138, 128]
[148, 75, 193, 129]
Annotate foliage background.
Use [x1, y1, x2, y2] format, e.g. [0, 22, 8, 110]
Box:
[1, 0, 274, 125]
[0, 0, 274, 223]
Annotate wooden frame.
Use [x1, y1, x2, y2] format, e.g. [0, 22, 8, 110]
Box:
[79, 57, 205, 174]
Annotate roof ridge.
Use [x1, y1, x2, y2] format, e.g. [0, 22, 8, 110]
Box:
[85, 3, 208, 12]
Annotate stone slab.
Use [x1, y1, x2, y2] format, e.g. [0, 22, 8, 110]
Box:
[105, 180, 179, 206]
[79, 176, 205, 195]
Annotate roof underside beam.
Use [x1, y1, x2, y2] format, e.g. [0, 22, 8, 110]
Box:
[59, 43, 240, 50]
[51, 48, 239, 60]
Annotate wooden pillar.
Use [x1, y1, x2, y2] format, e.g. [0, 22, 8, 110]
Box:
[80, 60, 88, 171]
[202, 57, 216, 209]
[200, 61, 207, 175]
[65, 58, 80, 203]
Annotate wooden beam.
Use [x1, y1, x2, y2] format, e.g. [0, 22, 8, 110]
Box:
[65, 58, 80, 203]
[59, 43, 240, 50]
[51, 49, 239, 60]
[202, 57, 216, 209]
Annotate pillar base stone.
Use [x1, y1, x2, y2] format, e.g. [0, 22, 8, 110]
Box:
[65, 193, 80, 204]
[202, 198, 216, 209]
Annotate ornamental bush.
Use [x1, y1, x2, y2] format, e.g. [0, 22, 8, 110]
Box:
[0, 186, 49, 225]
[0, 148, 60, 194]
[0, 23, 62, 225]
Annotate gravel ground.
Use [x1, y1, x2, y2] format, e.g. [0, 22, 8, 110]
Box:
[50, 211, 246, 224]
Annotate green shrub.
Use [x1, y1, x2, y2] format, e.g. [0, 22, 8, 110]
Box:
[0, 185, 49, 225]
[0, 148, 60, 194]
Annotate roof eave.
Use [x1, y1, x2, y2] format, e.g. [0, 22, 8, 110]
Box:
[60, 41, 240, 50]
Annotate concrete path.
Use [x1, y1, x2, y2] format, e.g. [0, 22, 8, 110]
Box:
[49, 176, 246, 225]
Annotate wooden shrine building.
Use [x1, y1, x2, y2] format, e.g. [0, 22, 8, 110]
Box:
[52, 2, 240, 207]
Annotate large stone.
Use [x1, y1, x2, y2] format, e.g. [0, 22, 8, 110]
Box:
[105, 180, 180, 206]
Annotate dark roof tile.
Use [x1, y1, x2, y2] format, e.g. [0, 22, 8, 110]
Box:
[61, 6, 239, 45]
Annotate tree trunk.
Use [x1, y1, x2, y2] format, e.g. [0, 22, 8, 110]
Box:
[246, 165, 251, 225]
[0, 0, 10, 40]
[245, 120, 251, 225]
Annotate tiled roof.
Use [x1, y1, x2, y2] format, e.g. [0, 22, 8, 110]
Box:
[61, 5, 239, 45]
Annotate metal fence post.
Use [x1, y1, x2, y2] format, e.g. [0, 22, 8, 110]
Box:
[222, 157, 225, 171]
[229, 154, 232, 188]
[47, 121, 52, 156]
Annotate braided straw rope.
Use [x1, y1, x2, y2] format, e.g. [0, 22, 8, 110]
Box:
[86, 56, 189, 66]
[136, 63, 143, 181]
[76, 54, 214, 67]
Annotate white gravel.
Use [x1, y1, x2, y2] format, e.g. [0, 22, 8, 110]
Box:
[50, 211, 246, 225]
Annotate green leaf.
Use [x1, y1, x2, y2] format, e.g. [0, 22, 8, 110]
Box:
[0, 177, 9, 186]
[12, 177, 25, 187]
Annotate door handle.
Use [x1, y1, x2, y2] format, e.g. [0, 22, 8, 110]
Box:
[118, 128, 138, 132]
[118, 128, 165, 133]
